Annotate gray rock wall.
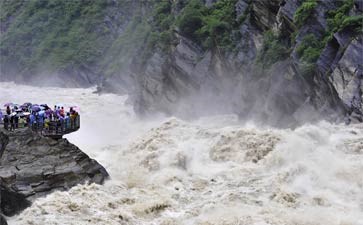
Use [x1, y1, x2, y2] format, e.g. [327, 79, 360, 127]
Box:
[126, 0, 362, 126]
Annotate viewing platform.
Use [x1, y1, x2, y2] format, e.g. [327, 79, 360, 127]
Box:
[1, 102, 81, 140]
[32, 115, 80, 139]
[1, 115, 80, 139]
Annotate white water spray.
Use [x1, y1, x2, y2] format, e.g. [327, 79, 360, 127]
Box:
[1, 83, 362, 225]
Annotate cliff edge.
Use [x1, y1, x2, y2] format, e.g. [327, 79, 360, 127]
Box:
[0, 128, 109, 220]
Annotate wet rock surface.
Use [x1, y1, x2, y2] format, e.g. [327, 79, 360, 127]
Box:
[0, 182, 30, 217]
[0, 214, 6, 225]
[0, 128, 109, 216]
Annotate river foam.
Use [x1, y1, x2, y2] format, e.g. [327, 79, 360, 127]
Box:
[1, 82, 362, 225]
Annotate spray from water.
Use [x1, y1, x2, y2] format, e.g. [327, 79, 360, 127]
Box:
[1, 82, 362, 225]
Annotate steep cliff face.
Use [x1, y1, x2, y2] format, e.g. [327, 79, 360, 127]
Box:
[0, 0, 362, 126]
[127, 0, 362, 126]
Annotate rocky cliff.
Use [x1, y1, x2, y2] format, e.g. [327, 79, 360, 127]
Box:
[0, 0, 362, 126]
[124, 0, 363, 126]
[0, 128, 109, 220]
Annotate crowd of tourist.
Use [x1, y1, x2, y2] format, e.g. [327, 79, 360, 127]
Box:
[0, 103, 79, 133]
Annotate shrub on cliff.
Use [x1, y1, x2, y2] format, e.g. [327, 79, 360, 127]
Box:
[257, 31, 289, 68]
[340, 15, 363, 33]
[176, 0, 204, 36]
[176, 0, 240, 51]
[296, 34, 322, 63]
[294, 0, 318, 27]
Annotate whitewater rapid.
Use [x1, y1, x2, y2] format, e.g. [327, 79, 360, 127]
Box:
[1, 82, 362, 225]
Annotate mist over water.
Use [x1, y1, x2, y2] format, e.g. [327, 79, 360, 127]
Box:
[1, 82, 362, 225]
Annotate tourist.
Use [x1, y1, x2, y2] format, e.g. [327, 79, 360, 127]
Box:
[3, 115, 9, 130]
[18, 116, 25, 128]
[37, 112, 44, 131]
[14, 114, 19, 129]
[9, 115, 15, 131]
[2, 102, 80, 134]
[6, 106, 11, 115]
[70, 108, 77, 129]
[60, 107, 65, 117]
[65, 112, 71, 129]
[44, 117, 50, 131]
[59, 115, 65, 132]
[30, 112, 36, 130]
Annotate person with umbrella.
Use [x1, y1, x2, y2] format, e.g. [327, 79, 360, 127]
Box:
[6, 106, 11, 115]
[10, 112, 16, 131]
[22, 102, 32, 112]
[29, 112, 35, 129]
[32, 104, 41, 112]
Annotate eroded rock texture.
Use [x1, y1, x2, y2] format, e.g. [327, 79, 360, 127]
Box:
[0, 128, 109, 216]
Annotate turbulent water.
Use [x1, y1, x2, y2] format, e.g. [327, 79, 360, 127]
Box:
[1, 82, 362, 225]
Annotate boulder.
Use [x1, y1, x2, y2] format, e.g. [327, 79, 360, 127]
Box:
[0, 128, 109, 216]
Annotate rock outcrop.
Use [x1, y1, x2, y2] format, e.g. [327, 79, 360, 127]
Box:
[0, 128, 109, 216]
[329, 36, 363, 122]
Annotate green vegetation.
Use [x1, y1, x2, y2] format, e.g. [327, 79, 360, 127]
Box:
[177, 0, 240, 50]
[325, 0, 362, 36]
[294, 34, 323, 74]
[296, 34, 322, 63]
[326, 0, 354, 32]
[293, 0, 318, 28]
[256, 31, 289, 68]
[340, 15, 363, 33]
[294, 0, 361, 67]
[147, 0, 242, 52]
[177, 0, 205, 40]
[147, 0, 176, 51]
[0, 0, 24, 23]
[0, 0, 251, 77]
[0, 0, 111, 73]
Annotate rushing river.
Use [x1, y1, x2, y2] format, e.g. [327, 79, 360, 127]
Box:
[1, 82, 362, 225]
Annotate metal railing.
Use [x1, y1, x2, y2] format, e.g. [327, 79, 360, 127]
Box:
[35, 115, 80, 136]
[1, 115, 80, 138]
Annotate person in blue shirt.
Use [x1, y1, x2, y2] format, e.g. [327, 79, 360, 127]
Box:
[30, 113, 36, 130]
[37, 112, 44, 131]
[65, 112, 71, 130]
